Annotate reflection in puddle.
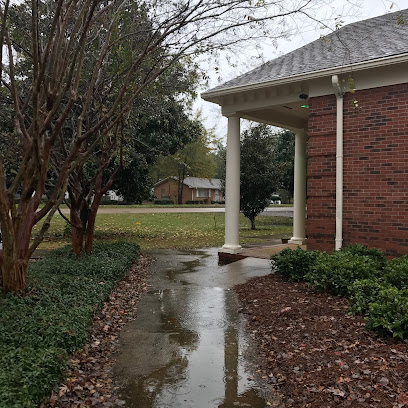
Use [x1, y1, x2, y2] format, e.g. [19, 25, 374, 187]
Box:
[114, 249, 269, 407]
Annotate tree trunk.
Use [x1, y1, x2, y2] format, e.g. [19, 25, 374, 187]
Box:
[0, 202, 33, 294]
[84, 194, 102, 254]
[178, 183, 184, 204]
[1, 239, 26, 294]
[250, 215, 256, 230]
[68, 176, 88, 255]
[70, 207, 84, 255]
[2, 258, 26, 294]
[178, 166, 186, 204]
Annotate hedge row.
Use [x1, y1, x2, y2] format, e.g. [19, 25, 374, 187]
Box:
[0, 242, 139, 408]
[153, 199, 174, 205]
[271, 244, 408, 339]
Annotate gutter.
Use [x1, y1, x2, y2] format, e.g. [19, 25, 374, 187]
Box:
[202, 53, 408, 102]
[332, 75, 344, 251]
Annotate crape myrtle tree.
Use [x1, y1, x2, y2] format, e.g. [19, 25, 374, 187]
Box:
[0, 0, 326, 293]
[58, 62, 199, 254]
[239, 124, 278, 230]
[52, 5, 200, 254]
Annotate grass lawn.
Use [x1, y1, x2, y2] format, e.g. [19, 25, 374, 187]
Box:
[34, 212, 293, 250]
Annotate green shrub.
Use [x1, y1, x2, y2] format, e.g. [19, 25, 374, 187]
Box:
[154, 199, 174, 205]
[28, 241, 138, 280]
[365, 287, 408, 339]
[0, 346, 67, 408]
[341, 243, 386, 270]
[305, 251, 380, 297]
[348, 279, 390, 315]
[185, 200, 208, 204]
[0, 242, 139, 407]
[271, 247, 324, 282]
[272, 244, 408, 340]
[383, 255, 408, 290]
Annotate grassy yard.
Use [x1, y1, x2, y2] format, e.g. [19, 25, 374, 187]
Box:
[34, 212, 293, 250]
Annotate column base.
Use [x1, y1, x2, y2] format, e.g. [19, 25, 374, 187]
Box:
[289, 237, 307, 245]
[220, 244, 243, 254]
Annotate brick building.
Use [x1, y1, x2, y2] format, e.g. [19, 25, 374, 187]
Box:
[202, 9, 408, 257]
[153, 177, 223, 204]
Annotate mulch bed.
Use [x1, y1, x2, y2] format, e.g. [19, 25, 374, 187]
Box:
[41, 255, 151, 408]
[235, 273, 408, 408]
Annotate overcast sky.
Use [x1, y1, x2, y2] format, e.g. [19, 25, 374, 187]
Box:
[195, 0, 408, 141]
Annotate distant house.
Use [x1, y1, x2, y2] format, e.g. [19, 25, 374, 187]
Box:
[154, 177, 224, 204]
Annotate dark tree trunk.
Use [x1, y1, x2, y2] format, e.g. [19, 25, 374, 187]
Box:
[0, 198, 34, 293]
[70, 207, 85, 255]
[177, 166, 186, 204]
[84, 193, 102, 254]
[68, 173, 88, 255]
[250, 215, 256, 230]
[1, 241, 26, 294]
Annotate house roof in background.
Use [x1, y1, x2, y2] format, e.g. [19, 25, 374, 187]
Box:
[154, 177, 222, 190]
[183, 177, 222, 189]
[205, 8, 408, 94]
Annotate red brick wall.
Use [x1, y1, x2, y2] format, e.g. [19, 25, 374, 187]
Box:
[307, 83, 408, 257]
[153, 179, 194, 203]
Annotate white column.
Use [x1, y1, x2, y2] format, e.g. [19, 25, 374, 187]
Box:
[289, 129, 307, 245]
[221, 115, 242, 254]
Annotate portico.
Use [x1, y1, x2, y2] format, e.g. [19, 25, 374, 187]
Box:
[202, 9, 408, 257]
[202, 83, 309, 254]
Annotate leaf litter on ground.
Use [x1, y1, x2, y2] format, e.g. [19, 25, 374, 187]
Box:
[235, 273, 408, 408]
[41, 255, 151, 408]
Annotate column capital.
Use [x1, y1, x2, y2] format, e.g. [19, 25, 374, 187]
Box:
[293, 128, 307, 137]
[222, 111, 240, 118]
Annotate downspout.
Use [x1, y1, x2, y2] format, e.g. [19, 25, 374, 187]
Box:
[332, 75, 344, 250]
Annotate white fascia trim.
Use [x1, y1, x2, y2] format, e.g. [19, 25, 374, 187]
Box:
[201, 53, 408, 102]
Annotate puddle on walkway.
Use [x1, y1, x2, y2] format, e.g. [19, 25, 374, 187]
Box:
[114, 248, 273, 408]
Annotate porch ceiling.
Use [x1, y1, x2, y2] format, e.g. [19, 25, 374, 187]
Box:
[209, 80, 313, 131]
[236, 100, 309, 131]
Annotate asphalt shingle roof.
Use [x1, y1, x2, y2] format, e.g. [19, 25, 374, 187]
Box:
[155, 177, 222, 189]
[207, 9, 408, 93]
[183, 177, 222, 189]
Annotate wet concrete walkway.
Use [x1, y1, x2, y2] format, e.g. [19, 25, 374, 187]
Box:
[113, 248, 273, 408]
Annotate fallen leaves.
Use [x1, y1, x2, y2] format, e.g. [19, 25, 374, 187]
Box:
[398, 392, 408, 406]
[41, 255, 151, 408]
[235, 273, 408, 407]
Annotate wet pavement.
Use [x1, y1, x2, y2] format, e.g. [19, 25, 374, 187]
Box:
[113, 248, 273, 408]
